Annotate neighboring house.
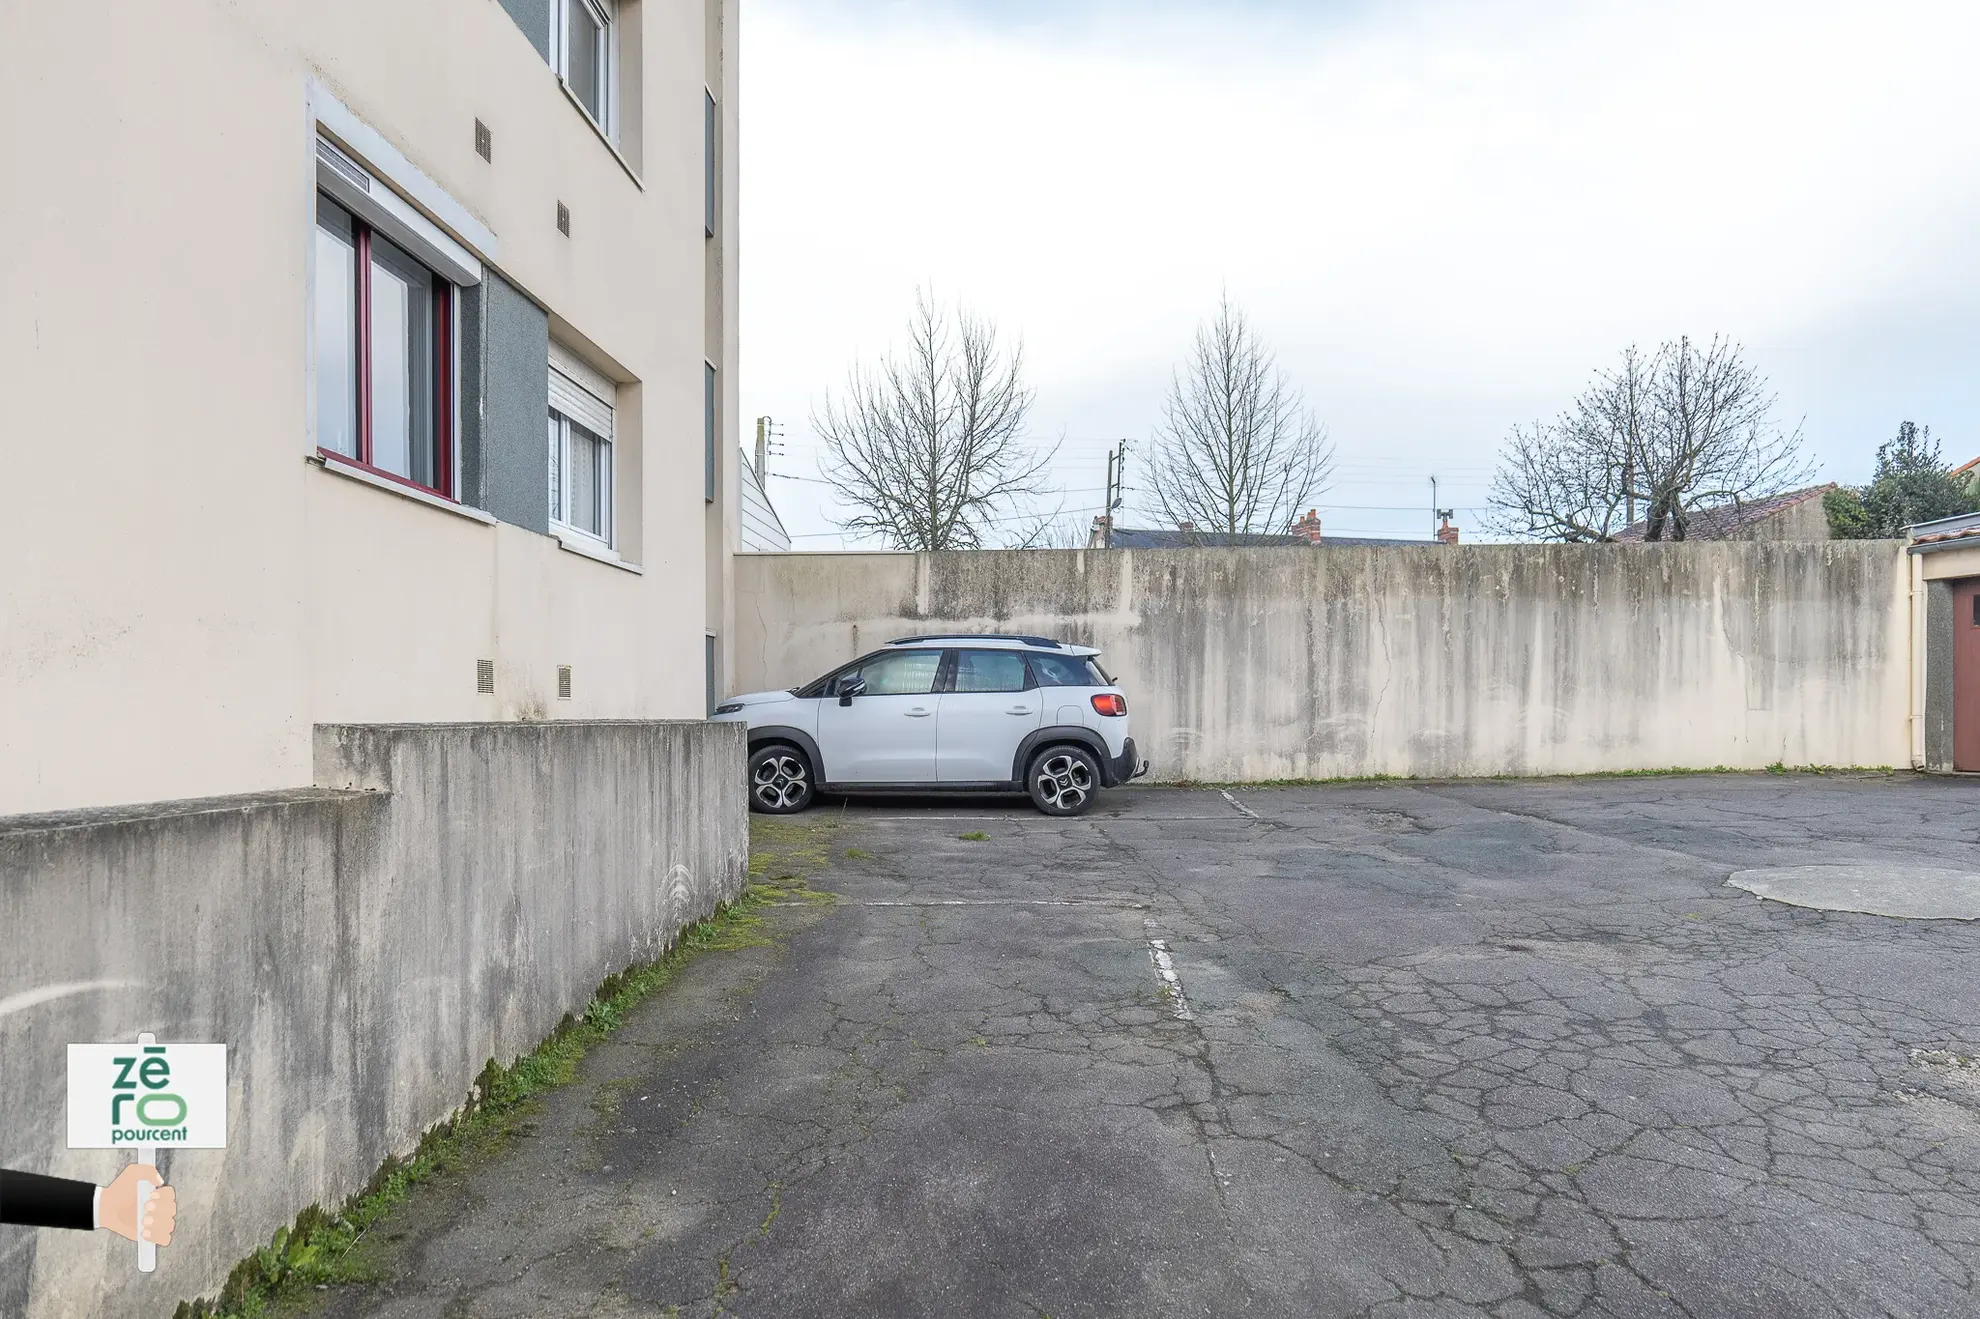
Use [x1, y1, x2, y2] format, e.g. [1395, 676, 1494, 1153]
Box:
[1090, 511, 1456, 549]
[1, 0, 740, 814]
[738, 447, 794, 552]
[1906, 510, 1980, 774]
[1953, 456, 1980, 500]
[1613, 485, 1836, 543]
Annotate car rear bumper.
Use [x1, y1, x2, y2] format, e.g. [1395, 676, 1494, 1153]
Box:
[1107, 738, 1149, 788]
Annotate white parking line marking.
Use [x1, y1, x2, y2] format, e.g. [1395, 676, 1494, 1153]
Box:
[1146, 939, 1195, 1021]
[1220, 790, 1260, 820]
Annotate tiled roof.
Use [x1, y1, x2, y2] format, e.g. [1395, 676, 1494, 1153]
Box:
[1912, 525, 1980, 549]
[1612, 485, 1833, 543]
[1317, 535, 1447, 547]
[1106, 529, 1303, 549]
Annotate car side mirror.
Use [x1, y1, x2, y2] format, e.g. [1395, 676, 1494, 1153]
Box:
[838, 677, 867, 706]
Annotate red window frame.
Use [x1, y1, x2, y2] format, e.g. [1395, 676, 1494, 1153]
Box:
[318, 208, 455, 501]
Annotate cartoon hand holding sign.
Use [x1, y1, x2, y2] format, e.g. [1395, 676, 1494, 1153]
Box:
[0, 1163, 174, 1243]
[60, 1032, 227, 1271]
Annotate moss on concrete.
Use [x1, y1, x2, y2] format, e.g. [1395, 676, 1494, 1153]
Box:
[175, 822, 834, 1319]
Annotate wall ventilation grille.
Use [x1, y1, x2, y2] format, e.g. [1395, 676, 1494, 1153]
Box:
[556, 202, 571, 236]
[474, 119, 493, 161]
[557, 666, 573, 700]
[476, 659, 496, 695]
[315, 138, 371, 194]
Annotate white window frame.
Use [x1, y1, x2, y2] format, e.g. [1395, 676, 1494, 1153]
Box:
[551, 0, 618, 140]
[548, 344, 617, 550]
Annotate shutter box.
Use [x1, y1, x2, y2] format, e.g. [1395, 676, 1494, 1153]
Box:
[548, 342, 615, 438]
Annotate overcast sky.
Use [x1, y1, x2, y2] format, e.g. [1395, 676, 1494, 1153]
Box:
[739, 0, 1980, 546]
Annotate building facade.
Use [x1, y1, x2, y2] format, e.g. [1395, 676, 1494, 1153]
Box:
[1909, 511, 1980, 774]
[0, 0, 740, 814]
[738, 449, 794, 553]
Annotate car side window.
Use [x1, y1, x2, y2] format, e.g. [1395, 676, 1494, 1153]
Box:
[952, 650, 1031, 694]
[1029, 653, 1102, 688]
[848, 649, 943, 696]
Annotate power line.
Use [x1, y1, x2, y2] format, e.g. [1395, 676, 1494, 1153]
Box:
[773, 471, 1490, 513]
[774, 473, 1116, 500]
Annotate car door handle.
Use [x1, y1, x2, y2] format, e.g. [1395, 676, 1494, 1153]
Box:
[1007, 707, 1035, 715]
[906, 707, 933, 718]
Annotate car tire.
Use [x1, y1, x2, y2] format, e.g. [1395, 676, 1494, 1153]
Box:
[748, 744, 815, 814]
[1027, 744, 1101, 817]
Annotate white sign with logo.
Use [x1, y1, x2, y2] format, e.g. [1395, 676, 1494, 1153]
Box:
[67, 1041, 228, 1150]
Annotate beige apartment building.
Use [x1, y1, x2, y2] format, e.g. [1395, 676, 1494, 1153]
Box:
[0, 0, 741, 815]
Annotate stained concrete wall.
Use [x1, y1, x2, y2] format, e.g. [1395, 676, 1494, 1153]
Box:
[733, 544, 1911, 781]
[0, 721, 745, 1318]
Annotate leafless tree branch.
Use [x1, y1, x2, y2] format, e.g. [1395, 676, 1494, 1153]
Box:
[1490, 337, 1810, 542]
[1142, 295, 1334, 538]
[812, 290, 1057, 550]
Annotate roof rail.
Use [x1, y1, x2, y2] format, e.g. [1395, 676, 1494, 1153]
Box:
[887, 634, 1065, 649]
[1907, 510, 1980, 537]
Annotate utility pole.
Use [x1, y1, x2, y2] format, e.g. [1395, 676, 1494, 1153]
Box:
[1430, 475, 1453, 542]
[1103, 439, 1129, 548]
[1104, 448, 1115, 547]
[753, 417, 783, 482]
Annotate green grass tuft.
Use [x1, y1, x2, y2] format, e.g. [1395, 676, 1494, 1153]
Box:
[1185, 765, 1901, 790]
[959, 830, 991, 842]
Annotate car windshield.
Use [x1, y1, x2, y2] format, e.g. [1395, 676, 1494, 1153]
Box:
[1030, 653, 1107, 688]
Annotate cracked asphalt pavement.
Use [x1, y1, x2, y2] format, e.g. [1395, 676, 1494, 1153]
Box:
[313, 775, 1980, 1317]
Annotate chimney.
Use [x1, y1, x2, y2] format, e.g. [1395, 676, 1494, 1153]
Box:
[1177, 521, 1195, 535]
[1437, 515, 1460, 545]
[1290, 509, 1324, 544]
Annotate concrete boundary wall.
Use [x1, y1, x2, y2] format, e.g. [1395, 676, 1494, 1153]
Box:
[0, 721, 746, 1317]
[734, 544, 1910, 781]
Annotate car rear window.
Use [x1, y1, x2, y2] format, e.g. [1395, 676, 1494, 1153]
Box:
[953, 650, 1031, 693]
[1029, 653, 1106, 688]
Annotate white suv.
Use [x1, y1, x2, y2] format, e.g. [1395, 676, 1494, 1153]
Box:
[711, 635, 1147, 817]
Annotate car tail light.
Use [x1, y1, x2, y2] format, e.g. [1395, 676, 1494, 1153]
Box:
[1091, 693, 1127, 717]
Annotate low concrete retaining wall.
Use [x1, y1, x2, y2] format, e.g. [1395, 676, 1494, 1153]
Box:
[0, 721, 745, 1317]
[734, 544, 1910, 781]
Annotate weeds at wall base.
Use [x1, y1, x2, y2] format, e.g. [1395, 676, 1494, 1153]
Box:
[1167, 765, 1900, 791]
[172, 869, 833, 1319]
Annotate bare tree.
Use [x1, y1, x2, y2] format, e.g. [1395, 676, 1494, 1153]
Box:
[814, 291, 1056, 550]
[1142, 296, 1333, 539]
[1489, 347, 1649, 543]
[1004, 509, 1090, 549]
[1490, 336, 1810, 542]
